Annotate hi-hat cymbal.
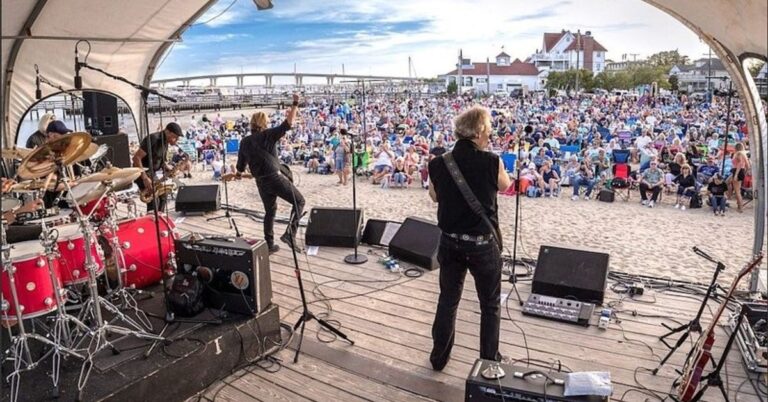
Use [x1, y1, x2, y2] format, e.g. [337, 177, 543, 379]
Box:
[17, 132, 92, 179]
[70, 181, 106, 206]
[9, 178, 69, 193]
[1, 147, 32, 160]
[79, 167, 142, 185]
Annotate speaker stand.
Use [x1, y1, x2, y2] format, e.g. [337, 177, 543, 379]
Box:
[506, 121, 526, 306]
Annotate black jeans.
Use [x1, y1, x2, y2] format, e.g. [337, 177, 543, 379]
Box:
[256, 174, 305, 246]
[639, 182, 661, 201]
[431, 234, 502, 368]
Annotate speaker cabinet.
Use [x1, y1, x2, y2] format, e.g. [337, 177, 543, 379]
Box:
[362, 219, 402, 247]
[532, 245, 610, 304]
[175, 235, 272, 316]
[305, 207, 363, 248]
[83, 91, 119, 135]
[91, 133, 130, 168]
[389, 217, 441, 270]
[175, 184, 220, 214]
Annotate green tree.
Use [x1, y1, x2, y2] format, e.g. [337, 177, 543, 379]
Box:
[668, 74, 679, 91]
[446, 81, 457, 95]
[748, 60, 765, 77]
[647, 50, 690, 68]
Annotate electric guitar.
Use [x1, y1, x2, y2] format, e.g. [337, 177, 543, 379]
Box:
[221, 172, 253, 182]
[677, 253, 764, 401]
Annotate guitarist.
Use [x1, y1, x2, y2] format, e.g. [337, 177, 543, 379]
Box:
[427, 106, 511, 371]
[235, 93, 304, 253]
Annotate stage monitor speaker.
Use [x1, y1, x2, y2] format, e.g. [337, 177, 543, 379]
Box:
[175, 234, 272, 316]
[175, 184, 220, 214]
[388, 217, 441, 270]
[305, 207, 363, 248]
[532, 245, 610, 304]
[362, 219, 402, 247]
[83, 91, 119, 135]
[91, 133, 130, 168]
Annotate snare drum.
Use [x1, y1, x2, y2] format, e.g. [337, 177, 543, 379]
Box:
[102, 214, 177, 289]
[55, 224, 105, 285]
[1, 241, 63, 322]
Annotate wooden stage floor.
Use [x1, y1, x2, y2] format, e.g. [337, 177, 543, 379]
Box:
[172, 211, 764, 402]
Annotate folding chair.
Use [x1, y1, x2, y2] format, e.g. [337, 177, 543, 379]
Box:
[611, 163, 633, 201]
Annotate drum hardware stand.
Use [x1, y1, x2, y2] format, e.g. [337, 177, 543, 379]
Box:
[206, 149, 242, 237]
[1, 220, 83, 402]
[653, 246, 724, 375]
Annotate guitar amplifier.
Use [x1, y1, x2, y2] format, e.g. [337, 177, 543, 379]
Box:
[466, 359, 607, 402]
[175, 234, 272, 316]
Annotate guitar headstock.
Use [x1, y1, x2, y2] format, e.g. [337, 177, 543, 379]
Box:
[735, 254, 764, 281]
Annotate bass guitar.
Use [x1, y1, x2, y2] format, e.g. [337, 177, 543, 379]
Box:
[677, 253, 764, 401]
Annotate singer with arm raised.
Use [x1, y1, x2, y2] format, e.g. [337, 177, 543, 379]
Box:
[235, 93, 303, 254]
[427, 106, 510, 371]
[132, 122, 182, 212]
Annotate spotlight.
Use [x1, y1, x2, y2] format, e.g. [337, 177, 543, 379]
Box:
[253, 0, 273, 10]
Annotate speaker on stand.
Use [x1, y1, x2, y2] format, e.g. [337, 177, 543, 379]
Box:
[83, 91, 119, 135]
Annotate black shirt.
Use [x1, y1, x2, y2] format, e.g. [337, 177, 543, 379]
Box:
[139, 131, 169, 175]
[429, 145, 447, 158]
[673, 174, 696, 188]
[708, 181, 727, 196]
[236, 120, 291, 178]
[429, 139, 500, 235]
[26, 131, 47, 149]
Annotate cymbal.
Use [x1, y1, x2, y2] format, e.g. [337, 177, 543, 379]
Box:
[1, 198, 22, 213]
[75, 143, 99, 162]
[1, 147, 32, 160]
[79, 167, 142, 185]
[70, 181, 106, 206]
[17, 132, 92, 179]
[9, 178, 69, 193]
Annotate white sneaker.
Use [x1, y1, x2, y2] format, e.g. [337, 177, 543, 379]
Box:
[674, 203, 680, 209]
[641, 200, 648, 206]
[648, 201, 655, 208]
[584, 195, 590, 200]
[681, 205, 686, 211]
[571, 195, 579, 201]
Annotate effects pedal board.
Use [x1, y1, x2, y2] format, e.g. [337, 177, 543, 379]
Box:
[522, 294, 594, 327]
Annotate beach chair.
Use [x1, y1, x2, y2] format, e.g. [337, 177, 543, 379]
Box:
[611, 163, 632, 201]
[612, 149, 630, 164]
[501, 153, 517, 173]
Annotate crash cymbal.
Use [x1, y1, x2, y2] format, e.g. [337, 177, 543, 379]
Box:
[17, 132, 92, 179]
[1, 198, 22, 213]
[79, 167, 142, 184]
[9, 178, 69, 193]
[69, 181, 107, 206]
[75, 143, 100, 162]
[1, 147, 32, 160]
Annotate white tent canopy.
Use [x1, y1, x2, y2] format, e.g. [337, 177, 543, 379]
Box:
[2, 0, 767, 288]
[1, 0, 216, 144]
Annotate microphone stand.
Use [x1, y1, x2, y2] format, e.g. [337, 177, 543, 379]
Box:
[344, 79, 367, 265]
[506, 104, 526, 306]
[76, 61, 219, 355]
[38, 73, 84, 131]
[207, 147, 242, 237]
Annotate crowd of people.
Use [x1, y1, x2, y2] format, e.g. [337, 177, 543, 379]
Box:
[168, 89, 756, 216]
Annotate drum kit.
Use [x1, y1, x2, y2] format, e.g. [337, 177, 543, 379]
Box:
[1, 133, 176, 400]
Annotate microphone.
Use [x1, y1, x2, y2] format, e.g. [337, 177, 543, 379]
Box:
[34, 64, 41, 100]
[74, 47, 82, 90]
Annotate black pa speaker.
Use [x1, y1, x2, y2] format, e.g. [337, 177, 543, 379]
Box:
[388, 217, 441, 270]
[83, 91, 119, 135]
[91, 133, 130, 167]
[532, 245, 610, 304]
[305, 207, 363, 248]
[362, 219, 402, 247]
[175, 235, 272, 316]
[175, 184, 220, 214]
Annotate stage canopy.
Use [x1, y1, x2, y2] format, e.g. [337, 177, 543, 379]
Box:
[2, 0, 767, 284]
[2, 0, 216, 144]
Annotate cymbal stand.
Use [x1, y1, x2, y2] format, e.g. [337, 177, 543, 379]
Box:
[99, 183, 153, 330]
[1, 220, 83, 402]
[51, 161, 163, 393]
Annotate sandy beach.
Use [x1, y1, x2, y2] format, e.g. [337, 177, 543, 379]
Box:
[178, 161, 764, 287]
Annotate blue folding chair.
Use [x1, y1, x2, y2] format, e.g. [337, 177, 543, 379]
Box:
[501, 153, 517, 173]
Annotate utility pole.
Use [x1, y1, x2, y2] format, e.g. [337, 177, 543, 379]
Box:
[458, 49, 463, 96]
[486, 57, 491, 95]
[704, 48, 713, 102]
[630, 53, 640, 62]
[408, 56, 412, 78]
[575, 30, 581, 93]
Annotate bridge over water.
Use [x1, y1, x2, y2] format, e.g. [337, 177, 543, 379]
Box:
[151, 72, 423, 88]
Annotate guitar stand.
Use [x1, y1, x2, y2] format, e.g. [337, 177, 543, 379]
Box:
[653, 247, 724, 375]
[670, 308, 746, 402]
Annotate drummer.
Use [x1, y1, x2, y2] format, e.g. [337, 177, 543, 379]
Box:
[25, 112, 56, 149]
[37, 120, 75, 209]
[1, 178, 44, 243]
[132, 122, 182, 212]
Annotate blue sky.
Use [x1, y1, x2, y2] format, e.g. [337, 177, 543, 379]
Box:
[155, 0, 710, 81]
